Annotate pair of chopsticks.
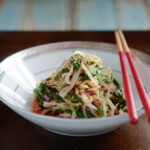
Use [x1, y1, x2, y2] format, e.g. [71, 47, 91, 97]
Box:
[115, 30, 150, 125]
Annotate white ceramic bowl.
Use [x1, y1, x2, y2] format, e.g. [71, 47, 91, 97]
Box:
[0, 41, 149, 136]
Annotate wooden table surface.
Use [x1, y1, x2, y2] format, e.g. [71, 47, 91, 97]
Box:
[0, 31, 150, 150]
[1, 0, 150, 31]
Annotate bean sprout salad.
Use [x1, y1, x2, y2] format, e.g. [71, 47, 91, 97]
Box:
[32, 50, 127, 118]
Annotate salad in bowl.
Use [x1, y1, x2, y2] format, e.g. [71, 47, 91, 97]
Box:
[33, 50, 127, 119]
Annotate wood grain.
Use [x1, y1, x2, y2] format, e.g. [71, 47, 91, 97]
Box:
[0, 0, 25, 30]
[0, 31, 150, 150]
[0, 0, 150, 30]
[115, 0, 150, 30]
[73, 0, 117, 30]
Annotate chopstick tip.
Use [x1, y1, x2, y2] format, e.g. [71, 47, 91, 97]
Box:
[130, 118, 138, 125]
[147, 117, 150, 122]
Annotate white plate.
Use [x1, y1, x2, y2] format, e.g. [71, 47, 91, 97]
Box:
[0, 41, 149, 136]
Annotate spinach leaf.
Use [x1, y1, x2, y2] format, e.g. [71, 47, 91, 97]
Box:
[74, 95, 82, 103]
[65, 109, 72, 115]
[76, 108, 84, 118]
[56, 95, 64, 103]
[80, 72, 90, 81]
[111, 98, 126, 107]
[66, 93, 83, 103]
[39, 102, 43, 107]
[71, 58, 81, 72]
[113, 78, 121, 89]
[39, 83, 46, 93]
[62, 68, 69, 73]
[56, 109, 64, 114]
[48, 88, 56, 99]
[86, 110, 94, 118]
[66, 93, 74, 99]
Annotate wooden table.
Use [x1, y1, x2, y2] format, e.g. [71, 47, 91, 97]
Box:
[0, 31, 150, 150]
[0, 0, 150, 31]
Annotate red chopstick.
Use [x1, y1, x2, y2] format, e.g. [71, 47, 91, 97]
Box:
[115, 31, 138, 125]
[118, 30, 150, 122]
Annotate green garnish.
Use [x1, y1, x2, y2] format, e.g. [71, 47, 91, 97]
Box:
[33, 89, 42, 101]
[39, 102, 43, 107]
[56, 109, 64, 114]
[111, 98, 126, 108]
[54, 71, 62, 81]
[86, 110, 94, 118]
[69, 99, 76, 112]
[101, 94, 113, 110]
[111, 72, 113, 80]
[115, 107, 118, 114]
[74, 95, 82, 103]
[113, 78, 121, 89]
[114, 90, 123, 98]
[46, 77, 51, 81]
[97, 105, 104, 117]
[39, 83, 46, 93]
[56, 95, 64, 103]
[103, 79, 112, 84]
[76, 108, 84, 118]
[71, 58, 81, 72]
[62, 68, 69, 73]
[119, 100, 126, 108]
[100, 67, 111, 71]
[72, 49, 78, 53]
[66, 93, 83, 103]
[48, 88, 56, 99]
[66, 93, 73, 99]
[86, 60, 90, 64]
[76, 111, 84, 118]
[54, 75, 59, 81]
[98, 73, 109, 78]
[89, 65, 97, 76]
[65, 109, 72, 115]
[97, 76, 103, 93]
[80, 72, 90, 81]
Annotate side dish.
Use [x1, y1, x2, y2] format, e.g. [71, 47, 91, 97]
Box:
[32, 50, 127, 119]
